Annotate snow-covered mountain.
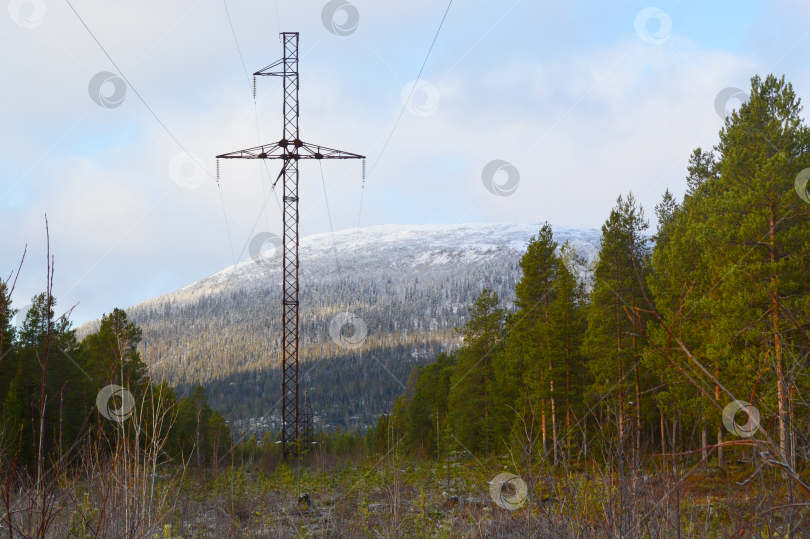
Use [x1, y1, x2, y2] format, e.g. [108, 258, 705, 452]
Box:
[82, 222, 601, 434]
[167, 222, 601, 303]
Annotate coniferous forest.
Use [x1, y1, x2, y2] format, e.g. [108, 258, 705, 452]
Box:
[2, 74, 810, 537]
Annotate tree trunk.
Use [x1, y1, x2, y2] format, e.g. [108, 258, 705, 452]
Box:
[583, 409, 588, 458]
[775, 317, 788, 458]
[37, 395, 46, 491]
[566, 401, 571, 463]
[542, 399, 547, 457]
[770, 203, 788, 458]
[566, 336, 572, 462]
[716, 368, 724, 468]
[196, 408, 202, 468]
[634, 365, 641, 469]
[660, 405, 666, 469]
[436, 408, 440, 461]
[484, 356, 490, 457]
[618, 388, 624, 446]
[671, 418, 677, 460]
[701, 424, 708, 466]
[789, 385, 796, 470]
[550, 358, 557, 465]
[616, 286, 624, 452]
[633, 298, 642, 470]
[551, 382, 558, 466]
[717, 426, 724, 468]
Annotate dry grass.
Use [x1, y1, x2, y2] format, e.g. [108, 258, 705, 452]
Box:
[4, 447, 805, 538]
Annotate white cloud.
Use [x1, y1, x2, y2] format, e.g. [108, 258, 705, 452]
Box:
[1, 0, 807, 324]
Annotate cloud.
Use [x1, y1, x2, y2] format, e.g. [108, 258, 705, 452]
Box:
[0, 0, 806, 325]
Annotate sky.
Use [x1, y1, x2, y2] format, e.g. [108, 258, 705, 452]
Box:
[2, 0, 809, 325]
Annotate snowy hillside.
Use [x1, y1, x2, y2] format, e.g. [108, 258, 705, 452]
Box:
[80, 222, 601, 434]
[167, 222, 601, 303]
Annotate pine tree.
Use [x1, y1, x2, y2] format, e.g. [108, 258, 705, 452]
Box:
[584, 194, 650, 467]
[15, 293, 85, 467]
[0, 280, 19, 419]
[83, 308, 148, 389]
[0, 280, 16, 374]
[547, 241, 587, 460]
[0, 366, 25, 458]
[653, 189, 680, 247]
[498, 225, 558, 458]
[647, 75, 810, 467]
[647, 151, 724, 466]
[448, 289, 505, 455]
[174, 386, 214, 466]
[685, 148, 719, 197]
[701, 74, 810, 458]
[208, 411, 231, 466]
[405, 353, 455, 457]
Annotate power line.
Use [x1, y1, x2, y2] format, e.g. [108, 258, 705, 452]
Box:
[352, 169, 365, 274]
[63, 0, 238, 265]
[221, 0, 274, 231]
[319, 160, 342, 275]
[215, 186, 237, 264]
[222, 0, 252, 90]
[364, 0, 454, 182]
[274, 0, 282, 56]
[352, 0, 454, 273]
[63, 0, 284, 392]
[64, 0, 212, 185]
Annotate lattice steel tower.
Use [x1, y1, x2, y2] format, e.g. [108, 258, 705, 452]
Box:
[217, 32, 364, 459]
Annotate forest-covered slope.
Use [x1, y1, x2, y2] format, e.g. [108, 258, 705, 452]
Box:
[78, 223, 601, 435]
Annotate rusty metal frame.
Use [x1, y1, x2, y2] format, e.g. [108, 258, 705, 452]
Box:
[217, 32, 363, 460]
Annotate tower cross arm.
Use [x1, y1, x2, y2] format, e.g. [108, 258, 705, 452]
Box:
[253, 59, 286, 77]
[216, 140, 364, 160]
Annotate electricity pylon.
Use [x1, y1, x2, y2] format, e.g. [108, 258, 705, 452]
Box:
[217, 32, 364, 460]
